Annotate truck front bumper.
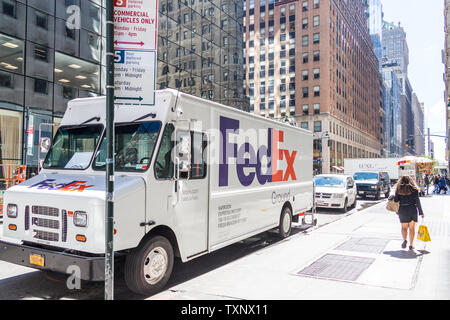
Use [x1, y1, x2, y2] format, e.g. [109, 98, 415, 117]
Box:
[0, 240, 105, 281]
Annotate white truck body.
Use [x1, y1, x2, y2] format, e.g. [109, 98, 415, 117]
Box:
[344, 158, 401, 182]
[0, 89, 313, 294]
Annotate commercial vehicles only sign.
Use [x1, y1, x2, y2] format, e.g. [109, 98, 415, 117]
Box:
[113, 0, 158, 106]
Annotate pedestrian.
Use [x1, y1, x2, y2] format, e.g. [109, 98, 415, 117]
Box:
[394, 176, 424, 250]
[439, 176, 447, 194]
[424, 174, 430, 196]
[434, 175, 440, 194]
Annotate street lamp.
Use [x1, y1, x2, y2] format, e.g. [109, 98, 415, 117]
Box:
[312, 131, 330, 175]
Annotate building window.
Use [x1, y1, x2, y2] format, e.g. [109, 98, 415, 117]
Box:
[0, 70, 12, 88]
[302, 105, 309, 115]
[313, 33, 320, 44]
[2, 0, 16, 18]
[313, 15, 319, 27]
[313, 103, 320, 114]
[313, 68, 320, 79]
[302, 70, 308, 81]
[36, 11, 48, 30]
[302, 35, 308, 46]
[302, 18, 308, 29]
[302, 53, 308, 63]
[34, 78, 48, 94]
[34, 45, 48, 62]
[313, 86, 320, 96]
[313, 50, 320, 61]
[301, 122, 309, 130]
[0, 33, 24, 73]
[314, 121, 322, 132]
[302, 87, 308, 98]
[313, 0, 319, 9]
[302, 1, 308, 11]
[63, 86, 75, 99]
[55, 52, 100, 93]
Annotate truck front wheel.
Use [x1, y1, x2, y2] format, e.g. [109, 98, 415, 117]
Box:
[124, 235, 174, 296]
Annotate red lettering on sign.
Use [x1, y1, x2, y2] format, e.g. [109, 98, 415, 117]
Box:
[114, 0, 127, 7]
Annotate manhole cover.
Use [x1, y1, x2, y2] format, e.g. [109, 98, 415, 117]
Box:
[335, 237, 389, 254]
[296, 254, 375, 282]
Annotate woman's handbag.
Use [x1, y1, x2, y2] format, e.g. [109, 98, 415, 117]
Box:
[386, 195, 399, 213]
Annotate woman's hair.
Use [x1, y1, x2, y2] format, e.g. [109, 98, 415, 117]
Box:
[395, 175, 420, 195]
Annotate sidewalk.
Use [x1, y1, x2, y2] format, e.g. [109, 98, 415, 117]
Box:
[150, 195, 450, 300]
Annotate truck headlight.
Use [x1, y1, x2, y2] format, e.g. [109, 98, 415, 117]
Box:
[7, 204, 18, 218]
[333, 193, 344, 198]
[73, 211, 88, 227]
[371, 185, 378, 189]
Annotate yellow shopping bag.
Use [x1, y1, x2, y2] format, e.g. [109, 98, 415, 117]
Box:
[417, 224, 431, 242]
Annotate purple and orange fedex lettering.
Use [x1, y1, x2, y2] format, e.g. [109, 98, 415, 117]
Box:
[219, 116, 297, 187]
[29, 179, 94, 192]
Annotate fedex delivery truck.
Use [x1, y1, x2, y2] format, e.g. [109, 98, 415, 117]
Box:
[0, 89, 313, 295]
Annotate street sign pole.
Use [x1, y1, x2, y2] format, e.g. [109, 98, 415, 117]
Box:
[105, 0, 115, 301]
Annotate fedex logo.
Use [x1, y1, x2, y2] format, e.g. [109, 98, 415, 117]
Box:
[219, 116, 297, 187]
[28, 179, 94, 192]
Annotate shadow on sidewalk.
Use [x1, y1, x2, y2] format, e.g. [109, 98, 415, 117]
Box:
[383, 249, 431, 260]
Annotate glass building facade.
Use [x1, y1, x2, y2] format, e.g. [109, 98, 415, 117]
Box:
[0, 0, 246, 181]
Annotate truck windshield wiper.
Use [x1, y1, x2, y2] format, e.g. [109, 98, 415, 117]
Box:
[133, 113, 156, 122]
[80, 116, 101, 125]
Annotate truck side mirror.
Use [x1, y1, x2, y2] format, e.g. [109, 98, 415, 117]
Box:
[40, 137, 51, 154]
[174, 132, 191, 180]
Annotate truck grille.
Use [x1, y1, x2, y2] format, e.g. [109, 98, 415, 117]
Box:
[30, 205, 62, 243]
[61, 210, 68, 242]
[32, 217, 60, 230]
[32, 206, 59, 217]
[33, 229, 59, 242]
[25, 206, 30, 231]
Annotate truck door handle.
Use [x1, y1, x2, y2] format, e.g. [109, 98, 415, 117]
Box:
[140, 220, 155, 227]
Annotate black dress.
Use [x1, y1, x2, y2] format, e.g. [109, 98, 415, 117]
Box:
[394, 190, 424, 223]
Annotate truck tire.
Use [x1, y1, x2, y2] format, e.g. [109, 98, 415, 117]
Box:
[277, 206, 292, 238]
[124, 235, 174, 296]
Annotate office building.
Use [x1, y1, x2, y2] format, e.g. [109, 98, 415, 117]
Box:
[0, 0, 246, 180]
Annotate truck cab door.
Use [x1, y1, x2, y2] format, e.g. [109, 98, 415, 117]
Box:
[153, 124, 209, 259]
[172, 129, 209, 258]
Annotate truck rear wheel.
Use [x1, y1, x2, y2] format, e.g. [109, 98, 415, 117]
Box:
[277, 206, 292, 238]
[124, 235, 174, 296]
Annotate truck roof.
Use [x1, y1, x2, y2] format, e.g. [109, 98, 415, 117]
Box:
[62, 89, 313, 135]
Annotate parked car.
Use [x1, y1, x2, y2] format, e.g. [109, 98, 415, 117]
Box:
[353, 171, 390, 200]
[314, 174, 357, 213]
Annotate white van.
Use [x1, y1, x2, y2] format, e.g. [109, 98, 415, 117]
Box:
[314, 174, 357, 213]
[0, 89, 314, 295]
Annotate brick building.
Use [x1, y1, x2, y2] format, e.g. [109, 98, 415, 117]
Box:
[244, 0, 382, 174]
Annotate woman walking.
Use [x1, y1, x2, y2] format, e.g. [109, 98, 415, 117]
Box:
[394, 176, 424, 250]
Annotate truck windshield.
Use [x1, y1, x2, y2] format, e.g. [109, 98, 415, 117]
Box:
[314, 176, 345, 187]
[93, 121, 161, 172]
[43, 124, 103, 170]
[354, 172, 379, 180]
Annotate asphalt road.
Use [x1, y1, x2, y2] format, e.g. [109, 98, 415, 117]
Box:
[0, 197, 385, 300]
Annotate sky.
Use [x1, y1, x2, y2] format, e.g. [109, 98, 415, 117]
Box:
[381, 0, 447, 162]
